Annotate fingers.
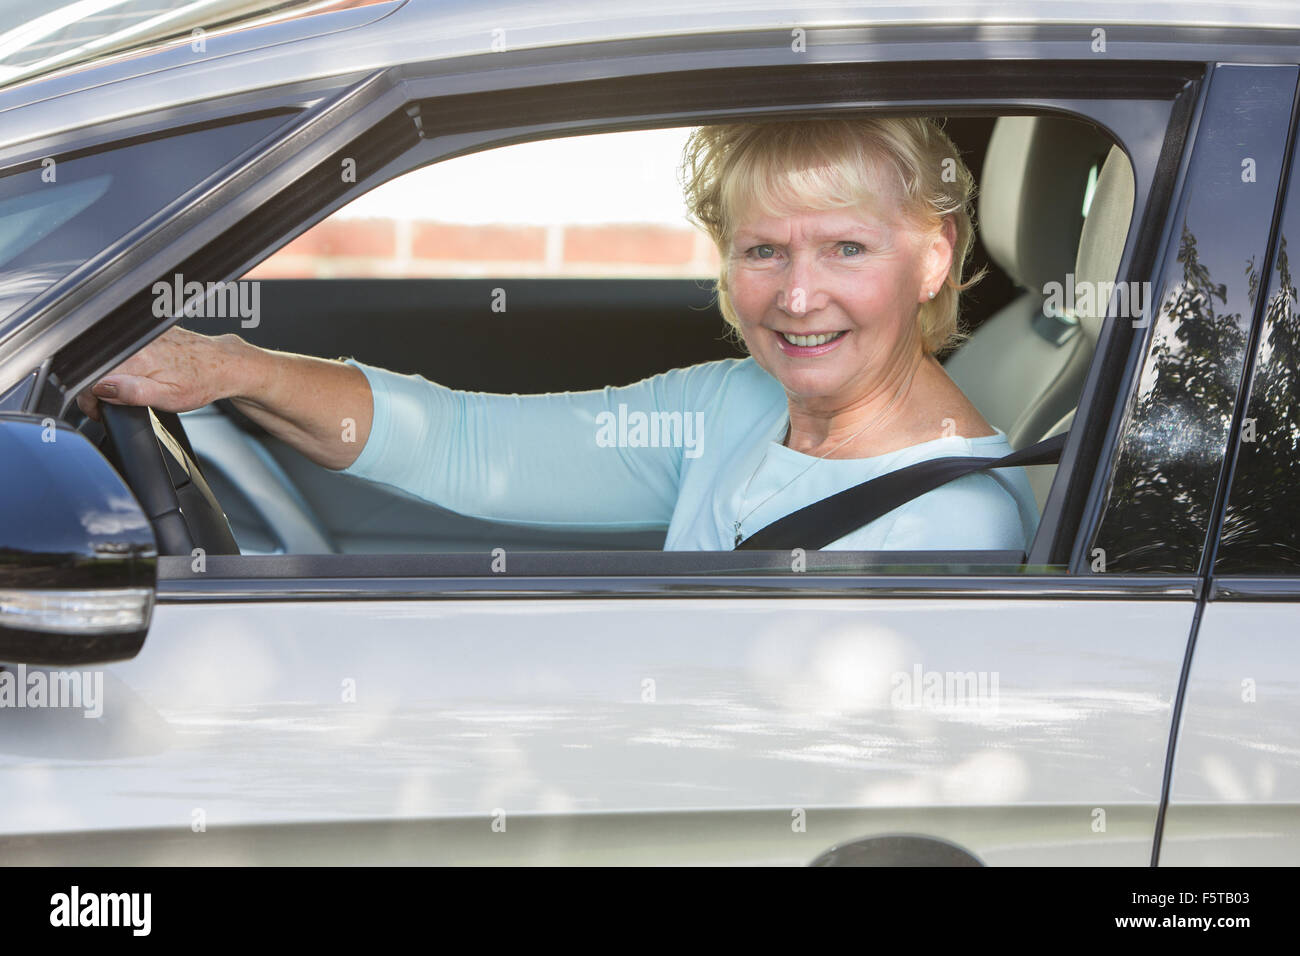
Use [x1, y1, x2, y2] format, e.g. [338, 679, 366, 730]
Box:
[78, 345, 173, 420]
[77, 374, 160, 419]
[91, 373, 161, 409]
[78, 326, 219, 419]
[75, 388, 101, 422]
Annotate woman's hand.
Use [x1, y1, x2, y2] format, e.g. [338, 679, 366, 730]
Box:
[75, 325, 374, 471]
[76, 326, 248, 422]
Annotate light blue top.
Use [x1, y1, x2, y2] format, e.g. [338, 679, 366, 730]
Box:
[340, 356, 1039, 551]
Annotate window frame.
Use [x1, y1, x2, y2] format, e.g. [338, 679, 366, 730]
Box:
[7, 48, 1211, 595]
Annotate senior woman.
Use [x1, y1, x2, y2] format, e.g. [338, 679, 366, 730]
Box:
[77, 117, 1038, 551]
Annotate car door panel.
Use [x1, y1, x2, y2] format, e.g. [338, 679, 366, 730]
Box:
[0, 596, 1192, 864]
[1161, 112, 1300, 864]
[1159, 604, 1300, 865]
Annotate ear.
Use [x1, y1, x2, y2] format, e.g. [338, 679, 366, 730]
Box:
[919, 216, 957, 301]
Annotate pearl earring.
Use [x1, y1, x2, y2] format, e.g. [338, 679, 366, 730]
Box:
[928, 290, 936, 300]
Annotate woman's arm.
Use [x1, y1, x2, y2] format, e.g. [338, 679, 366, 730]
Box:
[338, 358, 733, 529]
[78, 325, 738, 530]
[76, 327, 373, 470]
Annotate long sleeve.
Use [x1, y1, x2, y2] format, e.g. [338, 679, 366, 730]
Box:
[338, 358, 738, 531]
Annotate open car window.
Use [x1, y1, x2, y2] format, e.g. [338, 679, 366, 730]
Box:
[146, 112, 1135, 575]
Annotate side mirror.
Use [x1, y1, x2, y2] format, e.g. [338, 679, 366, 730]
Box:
[0, 414, 156, 665]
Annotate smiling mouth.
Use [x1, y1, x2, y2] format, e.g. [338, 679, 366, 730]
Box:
[778, 330, 848, 347]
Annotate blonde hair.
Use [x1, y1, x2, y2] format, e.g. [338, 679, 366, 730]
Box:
[680, 116, 984, 355]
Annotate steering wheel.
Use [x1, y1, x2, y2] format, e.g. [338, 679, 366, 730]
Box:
[98, 404, 240, 556]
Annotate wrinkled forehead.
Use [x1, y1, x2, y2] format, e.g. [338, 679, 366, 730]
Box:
[721, 145, 908, 239]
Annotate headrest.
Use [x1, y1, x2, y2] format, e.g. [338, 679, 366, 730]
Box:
[1071, 144, 1136, 339]
[978, 116, 1114, 292]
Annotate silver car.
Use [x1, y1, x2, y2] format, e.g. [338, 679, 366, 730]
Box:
[0, 0, 1297, 867]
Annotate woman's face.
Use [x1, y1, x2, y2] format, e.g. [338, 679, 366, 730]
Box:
[727, 188, 954, 413]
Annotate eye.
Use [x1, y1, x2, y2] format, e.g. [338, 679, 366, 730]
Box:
[839, 241, 866, 257]
[747, 244, 776, 260]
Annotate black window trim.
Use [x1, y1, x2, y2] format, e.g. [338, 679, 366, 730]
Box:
[1211, 577, 1300, 600]
[155, 552, 1202, 602]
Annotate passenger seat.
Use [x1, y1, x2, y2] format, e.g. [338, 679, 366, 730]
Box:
[1022, 142, 1137, 509]
[946, 115, 1115, 449]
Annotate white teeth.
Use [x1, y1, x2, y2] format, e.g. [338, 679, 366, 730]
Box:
[782, 331, 843, 347]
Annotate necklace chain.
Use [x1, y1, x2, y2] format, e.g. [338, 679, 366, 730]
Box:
[732, 357, 922, 547]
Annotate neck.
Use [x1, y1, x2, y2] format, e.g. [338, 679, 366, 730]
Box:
[783, 349, 929, 458]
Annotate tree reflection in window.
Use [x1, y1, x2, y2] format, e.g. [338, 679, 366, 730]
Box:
[1218, 231, 1300, 573]
[1092, 224, 1248, 572]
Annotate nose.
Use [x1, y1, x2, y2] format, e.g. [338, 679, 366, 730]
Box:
[778, 254, 822, 317]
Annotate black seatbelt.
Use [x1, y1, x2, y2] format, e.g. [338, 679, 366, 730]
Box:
[734, 432, 1066, 551]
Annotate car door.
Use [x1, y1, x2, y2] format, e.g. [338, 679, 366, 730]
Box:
[1159, 99, 1300, 866]
[0, 43, 1291, 864]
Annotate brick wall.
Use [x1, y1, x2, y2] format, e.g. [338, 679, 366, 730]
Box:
[247, 218, 721, 279]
